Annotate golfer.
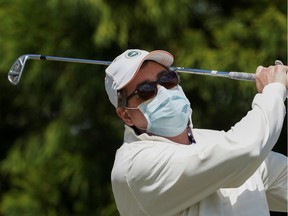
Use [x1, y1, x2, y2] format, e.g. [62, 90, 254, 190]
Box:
[104, 49, 287, 216]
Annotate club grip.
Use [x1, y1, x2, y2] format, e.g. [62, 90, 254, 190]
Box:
[229, 72, 256, 81]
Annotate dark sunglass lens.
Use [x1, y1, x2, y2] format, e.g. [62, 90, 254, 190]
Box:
[137, 83, 157, 100]
[159, 71, 179, 89]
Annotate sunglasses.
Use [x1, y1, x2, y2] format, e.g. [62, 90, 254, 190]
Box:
[125, 70, 179, 105]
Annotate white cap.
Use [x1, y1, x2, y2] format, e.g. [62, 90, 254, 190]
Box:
[105, 49, 174, 107]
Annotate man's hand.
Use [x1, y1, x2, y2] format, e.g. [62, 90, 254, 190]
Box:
[255, 65, 287, 93]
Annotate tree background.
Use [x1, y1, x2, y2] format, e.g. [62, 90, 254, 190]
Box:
[0, 0, 286, 215]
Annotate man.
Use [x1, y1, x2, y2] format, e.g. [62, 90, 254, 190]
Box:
[104, 49, 287, 216]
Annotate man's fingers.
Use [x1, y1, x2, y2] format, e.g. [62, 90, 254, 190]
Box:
[255, 66, 267, 92]
[255, 65, 287, 93]
[256, 65, 264, 75]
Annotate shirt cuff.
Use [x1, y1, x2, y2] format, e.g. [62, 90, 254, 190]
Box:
[262, 83, 286, 101]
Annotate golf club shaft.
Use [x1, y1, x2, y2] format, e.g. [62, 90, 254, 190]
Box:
[39, 54, 111, 66]
[36, 55, 257, 81]
[8, 54, 256, 85]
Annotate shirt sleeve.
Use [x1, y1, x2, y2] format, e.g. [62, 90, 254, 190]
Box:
[125, 83, 286, 215]
[259, 151, 287, 212]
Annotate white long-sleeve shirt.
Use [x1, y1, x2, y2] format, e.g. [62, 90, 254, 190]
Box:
[111, 83, 287, 216]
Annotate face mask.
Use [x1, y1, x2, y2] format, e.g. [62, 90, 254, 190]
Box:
[138, 86, 191, 137]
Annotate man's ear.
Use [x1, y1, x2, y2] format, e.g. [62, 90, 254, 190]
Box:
[116, 108, 134, 126]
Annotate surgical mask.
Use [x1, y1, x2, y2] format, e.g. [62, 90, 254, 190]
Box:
[138, 86, 191, 137]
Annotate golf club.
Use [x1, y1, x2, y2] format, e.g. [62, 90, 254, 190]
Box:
[8, 54, 111, 85]
[8, 54, 268, 85]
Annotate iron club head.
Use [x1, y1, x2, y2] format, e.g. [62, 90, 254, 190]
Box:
[8, 55, 29, 85]
[7, 54, 111, 85]
[8, 54, 42, 85]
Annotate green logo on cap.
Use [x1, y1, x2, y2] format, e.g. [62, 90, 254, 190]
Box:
[127, 50, 140, 58]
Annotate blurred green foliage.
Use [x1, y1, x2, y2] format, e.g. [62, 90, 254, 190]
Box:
[0, 0, 286, 215]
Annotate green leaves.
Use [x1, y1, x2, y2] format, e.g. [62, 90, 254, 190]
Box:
[0, 0, 286, 215]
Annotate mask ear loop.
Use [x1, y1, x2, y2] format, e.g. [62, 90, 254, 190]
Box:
[117, 89, 148, 134]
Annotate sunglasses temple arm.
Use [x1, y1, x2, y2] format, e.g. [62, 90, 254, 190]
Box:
[170, 66, 256, 82]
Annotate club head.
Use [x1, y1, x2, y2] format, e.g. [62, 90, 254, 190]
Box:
[8, 55, 30, 85]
